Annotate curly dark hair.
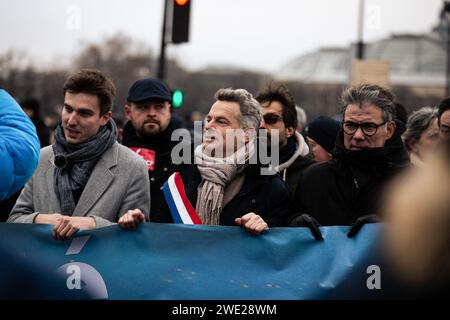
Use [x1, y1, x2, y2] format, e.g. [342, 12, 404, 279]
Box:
[255, 84, 298, 129]
[63, 69, 116, 115]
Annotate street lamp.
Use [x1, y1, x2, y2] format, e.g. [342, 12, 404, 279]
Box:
[157, 0, 169, 80]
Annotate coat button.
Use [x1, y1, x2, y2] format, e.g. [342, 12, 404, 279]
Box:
[251, 199, 256, 204]
[163, 167, 168, 172]
[150, 177, 155, 182]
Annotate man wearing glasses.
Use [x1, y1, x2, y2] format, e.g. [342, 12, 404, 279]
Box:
[290, 84, 409, 227]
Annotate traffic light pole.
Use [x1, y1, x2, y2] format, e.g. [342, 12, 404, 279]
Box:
[157, 0, 169, 81]
[356, 0, 365, 59]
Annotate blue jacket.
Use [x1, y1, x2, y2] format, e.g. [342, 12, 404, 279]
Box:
[0, 89, 40, 201]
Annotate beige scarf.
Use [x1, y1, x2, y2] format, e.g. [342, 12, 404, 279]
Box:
[194, 141, 254, 225]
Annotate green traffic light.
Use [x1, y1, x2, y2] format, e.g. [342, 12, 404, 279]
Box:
[172, 89, 184, 108]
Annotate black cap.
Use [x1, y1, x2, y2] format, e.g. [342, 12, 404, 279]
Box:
[305, 116, 341, 153]
[127, 78, 172, 103]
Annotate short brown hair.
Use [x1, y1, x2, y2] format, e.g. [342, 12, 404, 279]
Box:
[63, 69, 116, 115]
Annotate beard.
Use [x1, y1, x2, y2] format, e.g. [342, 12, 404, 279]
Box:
[138, 119, 163, 137]
[260, 129, 286, 148]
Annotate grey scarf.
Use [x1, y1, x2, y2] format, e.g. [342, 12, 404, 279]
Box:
[52, 119, 117, 215]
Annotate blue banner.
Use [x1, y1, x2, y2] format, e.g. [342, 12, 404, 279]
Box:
[0, 222, 391, 299]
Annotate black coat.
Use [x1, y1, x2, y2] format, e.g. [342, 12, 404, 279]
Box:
[293, 126, 410, 226]
[121, 120, 191, 218]
[0, 190, 21, 222]
[33, 118, 50, 147]
[153, 164, 294, 227]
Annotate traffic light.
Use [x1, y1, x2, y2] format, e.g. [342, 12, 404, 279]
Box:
[172, 0, 191, 44]
[172, 89, 184, 108]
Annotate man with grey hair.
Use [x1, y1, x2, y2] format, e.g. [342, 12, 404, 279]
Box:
[150, 88, 293, 234]
[290, 84, 409, 232]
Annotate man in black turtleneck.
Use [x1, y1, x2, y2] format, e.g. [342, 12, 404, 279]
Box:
[256, 85, 315, 197]
[122, 78, 187, 221]
[292, 84, 410, 226]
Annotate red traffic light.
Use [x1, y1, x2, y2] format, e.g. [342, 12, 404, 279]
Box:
[172, 0, 191, 43]
[175, 0, 189, 6]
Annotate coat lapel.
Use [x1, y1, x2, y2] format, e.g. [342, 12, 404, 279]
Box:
[71, 143, 117, 217]
[46, 154, 62, 213]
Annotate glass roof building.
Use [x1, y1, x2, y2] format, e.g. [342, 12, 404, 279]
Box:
[276, 32, 445, 88]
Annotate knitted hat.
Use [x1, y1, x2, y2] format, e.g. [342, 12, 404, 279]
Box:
[305, 116, 341, 153]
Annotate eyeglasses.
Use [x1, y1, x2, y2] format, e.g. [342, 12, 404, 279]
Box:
[263, 113, 282, 125]
[342, 121, 387, 136]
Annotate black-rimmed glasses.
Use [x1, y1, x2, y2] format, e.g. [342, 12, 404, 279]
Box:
[342, 120, 387, 136]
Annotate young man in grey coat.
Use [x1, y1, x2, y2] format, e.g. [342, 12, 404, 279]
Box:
[8, 69, 150, 240]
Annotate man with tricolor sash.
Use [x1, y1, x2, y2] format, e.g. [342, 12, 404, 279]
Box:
[166, 87, 294, 234]
[123, 88, 293, 234]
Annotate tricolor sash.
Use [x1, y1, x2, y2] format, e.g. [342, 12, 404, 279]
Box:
[163, 172, 202, 224]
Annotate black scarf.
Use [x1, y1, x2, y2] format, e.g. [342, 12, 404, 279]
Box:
[331, 123, 410, 186]
[52, 119, 117, 215]
[279, 136, 298, 165]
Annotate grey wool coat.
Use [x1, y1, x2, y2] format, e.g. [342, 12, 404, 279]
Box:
[8, 142, 150, 227]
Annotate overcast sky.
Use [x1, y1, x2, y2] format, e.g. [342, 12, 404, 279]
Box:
[0, 0, 444, 73]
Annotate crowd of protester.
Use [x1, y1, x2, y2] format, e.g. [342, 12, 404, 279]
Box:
[1, 68, 450, 296]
